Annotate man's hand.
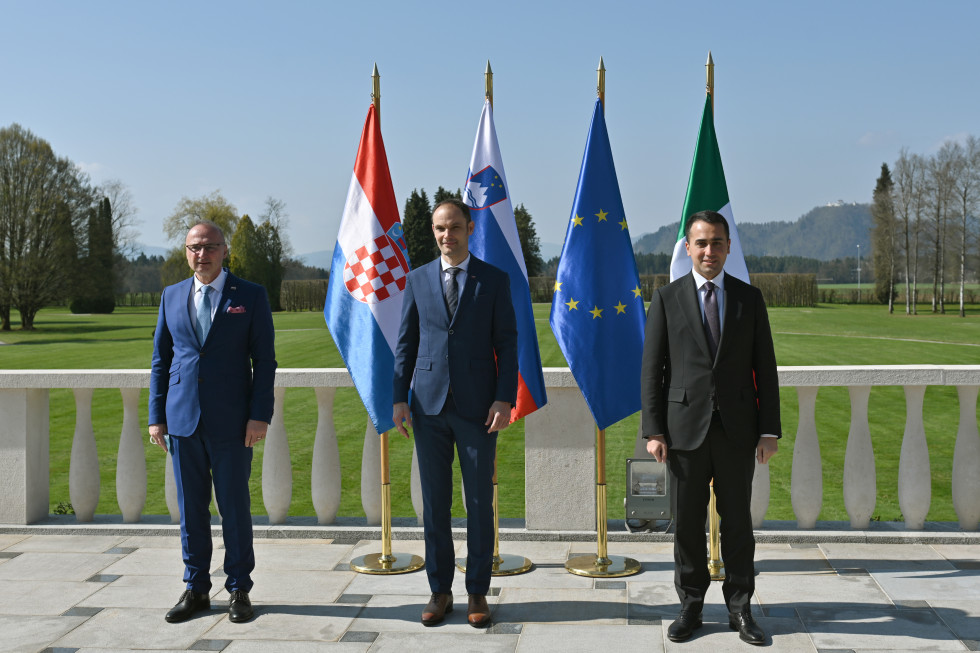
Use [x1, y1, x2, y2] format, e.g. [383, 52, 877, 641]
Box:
[646, 435, 668, 463]
[757, 437, 778, 464]
[149, 424, 168, 452]
[485, 401, 512, 433]
[245, 420, 269, 448]
[393, 402, 412, 438]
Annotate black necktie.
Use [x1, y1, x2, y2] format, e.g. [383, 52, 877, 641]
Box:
[703, 281, 721, 359]
[445, 267, 460, 316]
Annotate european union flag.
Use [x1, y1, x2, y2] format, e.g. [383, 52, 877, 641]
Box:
[549, 99, 645, 430]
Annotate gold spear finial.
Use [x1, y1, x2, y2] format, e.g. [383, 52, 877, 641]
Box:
[485, 60, 494, 108]
[372, 62, 381, 120]
[597, 56, 606, 111]
[706, 51, 714, 113]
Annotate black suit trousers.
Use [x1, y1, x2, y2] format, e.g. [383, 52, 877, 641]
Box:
[669, 412, 756, 613]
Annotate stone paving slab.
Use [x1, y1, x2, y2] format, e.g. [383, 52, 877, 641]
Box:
[753, 571, 893, 609]
[662, 615, 815, 652]
[754, 542, 837, 575]
[0, 533, 29, 550]
[210, 569, 356, 606]
[348, 592, 499, 634]
[203, 603, 362, 642]
[820, 542, 956, 571]
[494, 587, 628, 625]
[78, 574, 221, 609]
[515, 623, 664, 652]
[0, 578, 105, 615]
[930, 600, 980, 642]
[0, 614, 89, 653]
[800, 607, 967, 650]
[871, 568, 980, 602]
[6, 534, 128, 553]
[53, 606, 224, 649]
[369, 631, 519, 652]
[0, 551, 125, 582]
[223, 643, 371, 653]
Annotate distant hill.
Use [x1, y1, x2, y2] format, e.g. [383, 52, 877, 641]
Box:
[632, 203, 872, 261]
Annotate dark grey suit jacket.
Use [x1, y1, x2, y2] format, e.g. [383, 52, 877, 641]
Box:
[640, 272, 781, 451]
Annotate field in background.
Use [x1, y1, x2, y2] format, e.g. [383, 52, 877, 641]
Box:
[2, 303, 978, 523]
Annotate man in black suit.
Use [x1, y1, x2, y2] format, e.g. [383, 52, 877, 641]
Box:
[640, 210, 780, 645]
[393, 199, 518, 629]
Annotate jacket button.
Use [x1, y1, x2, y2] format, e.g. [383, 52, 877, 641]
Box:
[449, 329, 454, 335]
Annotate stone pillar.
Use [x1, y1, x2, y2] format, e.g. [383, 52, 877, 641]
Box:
[70, 388, 100, 522]
[116, 387, 147, 522]
[953, 385, 980, 531]
[524, 384, 595, 531]
[843, 385, 875, 529]
[0, 389, 50, 524]
[791, 386, 822, 528]
[262, 387, 292, 524]
[898, 385, 930, 529]
[361, 420, 382, 525]
[311, 387, 341, 525]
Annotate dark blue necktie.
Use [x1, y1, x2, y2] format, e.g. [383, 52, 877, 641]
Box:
[445, 267, 460, 316]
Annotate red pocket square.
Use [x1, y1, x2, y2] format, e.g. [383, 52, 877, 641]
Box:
[226, 305, 246, 314]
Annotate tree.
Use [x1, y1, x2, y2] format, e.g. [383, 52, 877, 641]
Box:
[950, 136, 980, 317]
[893, 150, 923, 315]
[402, 188, 437, 267]
[514, 203, 544, 277]
[870, 164, 897, 310]
[256, 220, 285, 311]
[229, 215, 286, 310]
[161, 191, 237, 287]
[96, 179, 139, 257]
[71, 197, 116, 313]
[432, 186, 462, 205]
[0, 124, 96, 329]
[927, 144, 958, 313]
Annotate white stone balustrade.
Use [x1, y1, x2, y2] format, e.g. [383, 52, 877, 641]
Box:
[0, 366, 978, 532]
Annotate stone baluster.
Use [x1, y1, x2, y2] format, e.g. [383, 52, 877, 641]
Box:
[262, 387, 292, 524]
[791, 386, 822, 528]
[843, 385, 876, 528]
[69, 388, 100, 522]
[361, 420, 382, 525]
[116, 388, 146, 522]
[411, 445, 424, 525]
[311, 387, 341, 525]
[164, 452, 179, 523]
[751, 458, 770, 528]
[953, 385, 980, 530]
[898, 385, 930, 529]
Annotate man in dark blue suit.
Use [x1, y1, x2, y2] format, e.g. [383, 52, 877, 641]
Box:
[149, 221, 277, 624]
[393, 199, 518, 629]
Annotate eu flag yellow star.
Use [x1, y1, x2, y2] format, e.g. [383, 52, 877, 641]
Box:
[614, 301, 627, 314]
[590, 305, 603, 319]
[554, 280, 562, 292]
[572, 214, 584, 227]
[632, 285, 642, 298]
[565, 297, 579, 311]
[619, 218, 628, 231]
[595, 209, 608, 222]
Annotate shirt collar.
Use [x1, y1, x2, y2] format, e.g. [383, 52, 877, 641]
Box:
[440, 254, 470, 274]
[692, 268, 725, 292]
[194, 268, 227, 296]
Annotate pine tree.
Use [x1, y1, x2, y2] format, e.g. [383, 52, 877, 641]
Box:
[871, 163, 897, 310]
[433, 186, 462, 205]
[402, 188, 437, 267]
[514, 203, 544, 277]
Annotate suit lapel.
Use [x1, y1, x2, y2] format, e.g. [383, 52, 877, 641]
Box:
[173, 278, 198, 345]
[717, 275, 741, 359]
[201, 271, 237, 347]
[426, 260, 451, 327]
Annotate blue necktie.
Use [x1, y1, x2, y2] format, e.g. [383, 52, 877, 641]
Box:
[445, 267, 460, 316]
[703, 281, 721, 359]
[196, 286, 212, 345]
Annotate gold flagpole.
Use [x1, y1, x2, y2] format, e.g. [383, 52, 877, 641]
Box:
[456, 60, 532, 576]
[564, 57, 641, 580]
[704, 50, 725, 582]
[351, 63, 424, 575]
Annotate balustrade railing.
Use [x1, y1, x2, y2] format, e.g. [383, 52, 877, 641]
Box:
[1, 366, 978, 531]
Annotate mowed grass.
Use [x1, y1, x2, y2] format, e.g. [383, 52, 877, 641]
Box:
[2, 302, 978, 523]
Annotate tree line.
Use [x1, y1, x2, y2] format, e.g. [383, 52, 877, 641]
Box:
[871, 136, 979, 316]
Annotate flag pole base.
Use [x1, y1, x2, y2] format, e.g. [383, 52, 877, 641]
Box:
[565, 554, 641, 578]
[351, 552, 425, 575]
[456, 553, 534, 576]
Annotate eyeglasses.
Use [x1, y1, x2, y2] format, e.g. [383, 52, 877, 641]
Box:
[185, 243, 225, 254]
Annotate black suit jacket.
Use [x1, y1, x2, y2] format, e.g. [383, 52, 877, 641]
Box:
[640, 272, 781, 451]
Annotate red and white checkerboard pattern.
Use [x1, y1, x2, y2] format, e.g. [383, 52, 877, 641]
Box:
[343, 235, 408, 304]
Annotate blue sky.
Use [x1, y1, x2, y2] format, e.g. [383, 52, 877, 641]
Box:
[3, 1, 977, 259]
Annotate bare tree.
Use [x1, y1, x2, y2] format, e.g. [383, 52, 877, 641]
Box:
[893, 150, 926, 315]
[927, 144, 958, 313]
[259, 196, 293, 259]
[96, 179, 140, 256]
[950, 137, 980, 317]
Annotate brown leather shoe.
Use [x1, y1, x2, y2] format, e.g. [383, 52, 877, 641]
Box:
[467, 593, 491, 628]
[421, 592, 453, 626]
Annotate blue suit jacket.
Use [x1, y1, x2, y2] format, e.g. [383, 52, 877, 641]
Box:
[393, 256, 519, 422]
[149, 270, 277, 438]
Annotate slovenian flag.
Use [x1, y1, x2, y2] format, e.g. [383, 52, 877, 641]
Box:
[464, 99, 547, 421]
[325, 103, 411, 434]
[670, 93, 750, 284]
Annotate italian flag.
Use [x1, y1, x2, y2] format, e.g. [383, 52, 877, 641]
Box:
[670, 93, 750, 284]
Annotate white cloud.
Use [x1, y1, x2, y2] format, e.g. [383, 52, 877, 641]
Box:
[77, 161, 106, 177]
[857, 131, 896, 148]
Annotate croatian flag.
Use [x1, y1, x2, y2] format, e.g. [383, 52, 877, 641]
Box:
[325, 104, 411, 434]
[464, 100, 547, 421]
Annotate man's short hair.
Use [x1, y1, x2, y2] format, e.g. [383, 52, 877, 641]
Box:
[432, 198, 471, 223]
[189, 220, 227, 243]
[685, 210, 730, 240]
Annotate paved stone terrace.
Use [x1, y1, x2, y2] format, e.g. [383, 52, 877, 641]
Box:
[0, 522, 978, 652]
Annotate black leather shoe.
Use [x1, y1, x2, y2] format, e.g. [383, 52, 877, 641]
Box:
[228, 589, 254, 623]
[421, 592, 453, 626]
[729, 610, 766, 645]
[667, 609, 703, 642]
[165, 589, 210, 623]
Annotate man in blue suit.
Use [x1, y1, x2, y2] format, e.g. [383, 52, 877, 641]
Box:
[149, 220, 277, 624]
[393, 199, 518, 629]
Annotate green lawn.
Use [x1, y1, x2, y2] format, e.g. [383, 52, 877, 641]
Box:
[2, 303, 978, 523]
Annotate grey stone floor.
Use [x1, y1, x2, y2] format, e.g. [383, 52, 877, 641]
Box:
[0, 529, 978, 652]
